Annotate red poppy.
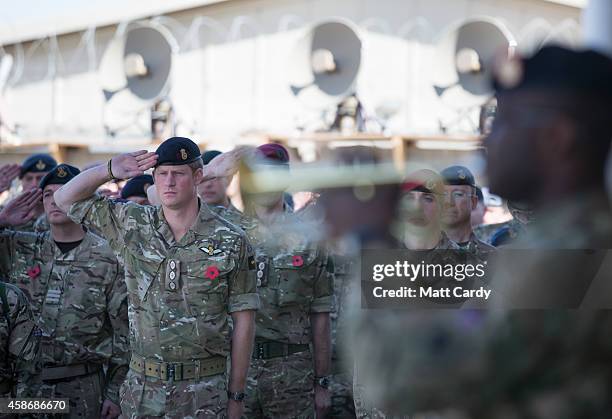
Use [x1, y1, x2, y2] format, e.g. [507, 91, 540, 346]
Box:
[27, 265, 41, 279]
[205, 266, 220, 280]
[292, 255, 304, 267]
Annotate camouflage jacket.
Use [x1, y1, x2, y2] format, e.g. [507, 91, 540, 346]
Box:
[213, 205, 334, 345]
[0, 229, 129, 404]
[67, 195, 259, 361]
[455, 232, 496, 261]
[0, 281, 39, 397]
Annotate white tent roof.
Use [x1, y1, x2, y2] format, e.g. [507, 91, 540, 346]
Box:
[0, 0, 228, 46]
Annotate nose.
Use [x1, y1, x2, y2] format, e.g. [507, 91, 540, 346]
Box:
[163, 173, 175, 187]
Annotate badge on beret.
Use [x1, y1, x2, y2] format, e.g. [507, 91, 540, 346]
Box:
[458, 170, 466, 180]
[425, 180, 435, 191]
[57, 167, 67, 178]
[180, 148, 188, 161]
[36, 160, 46, 170]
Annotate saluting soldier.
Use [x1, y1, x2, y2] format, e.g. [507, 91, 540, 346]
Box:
[0, 154, 57, 232]
[0, 164, 129, 419]
[53, 137, 259, 418]
[205, 144, 334, 418]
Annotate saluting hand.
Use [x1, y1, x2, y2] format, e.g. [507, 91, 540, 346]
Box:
[110, 151, 158, 180]
[202, 146, 254, 182]
[0, 163, 21, 194]
[0, 188, 42, 228]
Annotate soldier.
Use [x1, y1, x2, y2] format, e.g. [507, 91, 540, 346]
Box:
[120, 174, 154, 205]
[440, 165, 495, 257]
[0, 164, 129, 419]
[346, 46, 612, 418]
[198, 150, 234, 209]
[0, 154, 56, 232]
[53, 137, 259, 418]
[215, 144, 334, 418]
[352, 169, 477, 418]
[0, 280, 39, 399]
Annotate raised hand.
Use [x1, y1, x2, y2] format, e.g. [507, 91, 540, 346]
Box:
[0, 188, 42, 228]
[110, 151, 158, 180]
[0, 163, 21, 194]
[201, 146, 255, 181]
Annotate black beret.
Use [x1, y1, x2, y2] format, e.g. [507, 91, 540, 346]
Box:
[475, 186, 484, 202]
[441, 165, 476, 187]
[39, 164, 80, 189]
[121, 174, 154, 199]
[20, 154, 57, 178]
[493, 46, 612, 101]
[202, 150, 222, 165]
[155, 137, 201, 167]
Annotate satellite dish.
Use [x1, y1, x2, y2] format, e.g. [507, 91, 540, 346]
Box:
[288, 20, 362, 107]
[432, 18, 516, 106]
[0, 54, 13, 92]
[99, 22, 177, 103]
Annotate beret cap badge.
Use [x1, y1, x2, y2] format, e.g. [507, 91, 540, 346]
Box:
[36, 160, 46, 170]
[180, 148, 188, 160]
[56, 167, 67, 178]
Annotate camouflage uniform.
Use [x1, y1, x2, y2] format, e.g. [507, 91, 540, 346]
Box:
[330, 253, 357, 418]
[455, 232, 495, 262]
[351, 194, 612, 418]
[0, 281, 39, 398]
[216, 204, 334, 418]
[67, 195, 259, 418]
[352, 232, 474, 418]
[474, 219, 524, 247]
[0, 229, 129, 418]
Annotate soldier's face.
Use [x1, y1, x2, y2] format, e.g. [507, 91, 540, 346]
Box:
[399, 191, 441, 228]
[43, 184, 72, 224]
[154, 164, 201, 209]
[197, 176, 230, 206]
[22, 171, 48, 191]
[441, 185, 476, 227]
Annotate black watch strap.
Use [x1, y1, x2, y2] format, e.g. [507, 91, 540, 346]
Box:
[227, 390, 247, 402]
[315, 375, 331, 389]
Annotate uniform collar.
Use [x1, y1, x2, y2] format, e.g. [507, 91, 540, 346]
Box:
[156, 198, 217, 246]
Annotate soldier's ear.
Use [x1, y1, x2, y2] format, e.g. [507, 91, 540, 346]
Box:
[193, 167, 204, 184]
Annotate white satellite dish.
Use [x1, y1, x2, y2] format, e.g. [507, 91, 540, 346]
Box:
[99, 22, 177, 102]
[98, 21, 178, 136]
[288, 19, 362, 108]
[0, 54, 13, 92]
[432, 18, 516, 108]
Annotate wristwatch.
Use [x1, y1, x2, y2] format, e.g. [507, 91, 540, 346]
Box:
[227, 390, 247, 402]
[314, 375, 331, 389]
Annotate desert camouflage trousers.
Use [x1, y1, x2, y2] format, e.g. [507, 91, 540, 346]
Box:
[119, 369, 228, 418]
[245, 350, 314, 418]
